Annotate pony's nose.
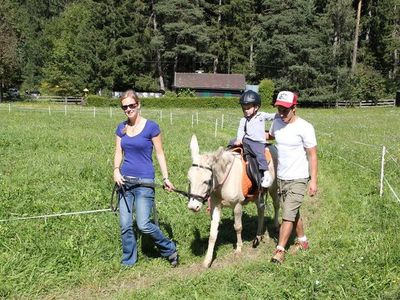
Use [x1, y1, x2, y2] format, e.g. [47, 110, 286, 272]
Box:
[188, 199, 201, 212]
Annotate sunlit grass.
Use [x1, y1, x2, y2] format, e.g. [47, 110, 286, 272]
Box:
[0, 104, 399, 298]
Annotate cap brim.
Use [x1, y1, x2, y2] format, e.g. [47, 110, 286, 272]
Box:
[274, 100, 293, 108]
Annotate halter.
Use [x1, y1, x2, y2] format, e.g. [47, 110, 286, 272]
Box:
[189, 154, 237, 204]
[189, 164, 214, 203]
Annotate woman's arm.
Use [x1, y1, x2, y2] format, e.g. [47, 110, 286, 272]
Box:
[153, 134, 175, 191]
[113, 135, 125, 186]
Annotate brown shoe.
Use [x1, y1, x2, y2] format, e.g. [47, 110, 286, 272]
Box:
[271, 249, 285, 264]
[291, 239, 309, 254]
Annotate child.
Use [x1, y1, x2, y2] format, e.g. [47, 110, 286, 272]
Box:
[234, 90, 276, 188]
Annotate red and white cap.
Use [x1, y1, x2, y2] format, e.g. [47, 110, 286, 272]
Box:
[275, 91, 298, 108]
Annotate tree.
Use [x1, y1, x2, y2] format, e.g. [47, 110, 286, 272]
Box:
[256, 0, 334, 98]
[150, 0, 165, 91]
[0, 3, 19, 102]
[325, 0, 354, 68]
[362, 0, 400, 90]
[42, 0, 151, 95]
[341, 63, 386, 101]
[324, 0, 355, 95]
[351, 0, 362, 73]
[42, 1, 97, 95]
[258, 78, 275, 105]
[154, 0, 211, 86]
[204, 0, 261, 78]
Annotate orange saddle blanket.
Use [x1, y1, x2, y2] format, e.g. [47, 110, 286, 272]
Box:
[230, 147, 272, 200]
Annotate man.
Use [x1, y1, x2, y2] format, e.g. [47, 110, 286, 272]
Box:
[268, 91, 318, 263]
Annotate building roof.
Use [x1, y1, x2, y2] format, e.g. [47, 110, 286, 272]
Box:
[174, 72, 246, 91]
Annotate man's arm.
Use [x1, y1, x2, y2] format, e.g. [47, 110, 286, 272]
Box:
[306, 146, 318, 196]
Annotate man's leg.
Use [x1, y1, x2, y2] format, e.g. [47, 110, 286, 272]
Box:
[277, 219, 293, 249]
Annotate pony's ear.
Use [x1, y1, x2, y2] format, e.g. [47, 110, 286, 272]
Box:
[190, 134, 200, 162]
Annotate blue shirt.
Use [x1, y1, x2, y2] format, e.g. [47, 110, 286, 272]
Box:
[115, 120, 160, 179]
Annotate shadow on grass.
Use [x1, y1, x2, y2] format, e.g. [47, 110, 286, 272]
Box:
[137, 221, 176, 259]
[189, 212, 279, 259]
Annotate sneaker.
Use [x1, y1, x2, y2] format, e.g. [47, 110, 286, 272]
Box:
[168, 252, 179, 268]
[291, 239, 309, 254]
[261, 171, 273, 188]
[271, 249, 285, 264]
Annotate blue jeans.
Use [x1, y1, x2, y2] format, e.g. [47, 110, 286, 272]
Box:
[119, 177, 176, 266]
[243, 138, 268, 171]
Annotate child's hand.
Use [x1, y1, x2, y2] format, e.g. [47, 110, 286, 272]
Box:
[233, 139, 242, 146]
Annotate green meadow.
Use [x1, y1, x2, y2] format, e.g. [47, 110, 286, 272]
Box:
[0, 103, 399, 299]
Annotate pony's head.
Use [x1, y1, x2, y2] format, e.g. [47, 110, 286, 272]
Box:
[187, 135, 218, 212]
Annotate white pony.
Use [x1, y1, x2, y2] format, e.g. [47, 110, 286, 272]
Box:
[187, 135, 279, 268]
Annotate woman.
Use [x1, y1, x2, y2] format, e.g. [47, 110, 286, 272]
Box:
[113, 89, 178, 267]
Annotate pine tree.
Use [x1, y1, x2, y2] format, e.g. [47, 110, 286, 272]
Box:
[153, 0, 211, 85]
[257, 0, 334, 98]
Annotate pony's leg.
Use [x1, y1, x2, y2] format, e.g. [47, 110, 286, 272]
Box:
[233, 202, 243, 254]
[253, 191, 265, 247]
[269, 186, 280, 232]
[203, 204, 221, 268]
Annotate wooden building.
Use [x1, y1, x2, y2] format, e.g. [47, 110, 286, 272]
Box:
[173, 72, 245, 97]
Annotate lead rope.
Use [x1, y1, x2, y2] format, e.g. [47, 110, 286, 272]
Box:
[110, 182, 192, 225]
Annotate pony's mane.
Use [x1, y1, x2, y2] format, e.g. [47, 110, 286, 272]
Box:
[198, 148, 237, 182]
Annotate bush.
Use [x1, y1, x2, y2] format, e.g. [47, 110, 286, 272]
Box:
[140, 96, 238, 108]
[258, 79, 275, 106]
[85, 95, 239, 108]
[340, 64, 386, 101]
[177, 88, 196, 97]
[135, 75, 160, 91]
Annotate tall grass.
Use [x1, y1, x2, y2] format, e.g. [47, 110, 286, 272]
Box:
[0, 104, 399, 299]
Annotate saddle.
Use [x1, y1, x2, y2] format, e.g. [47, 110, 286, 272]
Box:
[228, 145, 273, 200]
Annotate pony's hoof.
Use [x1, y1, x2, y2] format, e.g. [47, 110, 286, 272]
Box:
[252, 236, 263, 248]
[234, 248, 242, 255]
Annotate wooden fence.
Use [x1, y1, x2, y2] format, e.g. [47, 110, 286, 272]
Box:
[335, 99, 395, 108]
[35, 95, 84, 105]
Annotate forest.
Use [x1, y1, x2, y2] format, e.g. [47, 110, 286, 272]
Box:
[0, 0, 399, 102]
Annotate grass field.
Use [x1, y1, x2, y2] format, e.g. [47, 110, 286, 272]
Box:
[0, 103, 399, 299]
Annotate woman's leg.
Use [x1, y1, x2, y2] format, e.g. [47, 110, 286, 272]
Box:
[119, 188, 137, 266]
[134, 186, 176, 258]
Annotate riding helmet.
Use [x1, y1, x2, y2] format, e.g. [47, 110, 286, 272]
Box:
[239, 90, 261, 106]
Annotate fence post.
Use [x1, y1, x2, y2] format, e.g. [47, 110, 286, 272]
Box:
[380, 145, 386, 198]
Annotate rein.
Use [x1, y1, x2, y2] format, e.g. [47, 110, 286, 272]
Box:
[109, 181, 201, 213]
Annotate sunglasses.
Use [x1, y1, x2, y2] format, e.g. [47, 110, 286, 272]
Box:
[277, 106, 293, 115]
[121, 103, 138, 111]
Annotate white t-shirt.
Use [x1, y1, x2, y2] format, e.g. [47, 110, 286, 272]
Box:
[269, 116, 317, 180]
[237, 112, 276, 143]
